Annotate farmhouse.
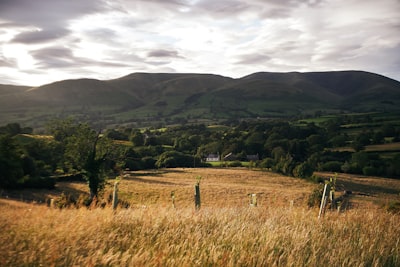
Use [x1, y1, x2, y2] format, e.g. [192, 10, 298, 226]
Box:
[206, 153, 220, 162]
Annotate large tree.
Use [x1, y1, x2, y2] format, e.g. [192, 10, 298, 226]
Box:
[0, 134, 24, 188]
[48, 119, 112, 199]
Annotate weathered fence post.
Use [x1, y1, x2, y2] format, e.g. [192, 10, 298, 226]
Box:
[330, 189, 336, 210]
[249, 193, 257, 207]
[171, 191, 176, 209]
[329, 176, 336, 210]
[318, 183, 330, 219]
[194, 176, 202, 210]
[112, 181, 119, 211]
[194, 183, 201, 210]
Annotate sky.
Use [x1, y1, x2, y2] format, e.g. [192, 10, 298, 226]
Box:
[0, 0, 399, 86]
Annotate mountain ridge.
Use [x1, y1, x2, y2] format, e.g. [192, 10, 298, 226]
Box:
[1, 70, 399, 127]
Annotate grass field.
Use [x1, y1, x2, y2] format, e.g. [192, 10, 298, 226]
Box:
[1, 168, 400, 266]
[331, 142, 400, 153]
[365, 142, 400, 152]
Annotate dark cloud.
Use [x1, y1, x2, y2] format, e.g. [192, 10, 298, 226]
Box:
[235, 53, 271, 65]
[252, 0, 324, 7]
[0, 56, 17, 68]
[30, 46, 129, 69]
[279, 41, 302, 52]
[0, 0, 110, 27]
[12, 28, 71, 44]
[82, 28, 121, 46]
[147, 49, 184, 58]
[194, 0, 251, 15]
[144, 60, 172, 66]
[0, 21, 25, 28]
[260, 7, 291, 18]
[31, 47, 73, 59]
[250, 0, 325, 19]
[30, 47, 75, 69]
[135, 0, 188, 5]
[118, 0, 190, 16]
[145, 49, 184, 66]
[0, 0, 112, 45]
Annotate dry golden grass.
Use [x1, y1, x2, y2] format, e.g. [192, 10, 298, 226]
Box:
[316, 171, 400, 208]
[115, 168, 316, 209]
[1, 168, 400, 266]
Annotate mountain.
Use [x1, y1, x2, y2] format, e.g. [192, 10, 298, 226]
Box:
[0, 70, 399, 128]
[24, 79, 143, 110]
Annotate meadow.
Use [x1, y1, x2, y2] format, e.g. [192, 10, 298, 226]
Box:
[1, 168, 400, 266]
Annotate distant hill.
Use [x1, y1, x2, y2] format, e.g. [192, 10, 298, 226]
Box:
[0, 84, 30, 96]
[0, 70, 399, 128]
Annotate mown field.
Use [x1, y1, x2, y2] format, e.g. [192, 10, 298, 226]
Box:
[1, 168, 400, 266]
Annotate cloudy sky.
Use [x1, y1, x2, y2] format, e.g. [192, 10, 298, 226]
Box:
[0, 0, 399, 86]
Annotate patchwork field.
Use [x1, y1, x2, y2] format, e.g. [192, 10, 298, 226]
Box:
[1, 168, 400, 266]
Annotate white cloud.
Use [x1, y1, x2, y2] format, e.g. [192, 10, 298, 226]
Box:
[0, 0, 399, 86]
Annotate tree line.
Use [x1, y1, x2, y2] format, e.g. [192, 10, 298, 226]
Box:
[1, 115, 400, 199]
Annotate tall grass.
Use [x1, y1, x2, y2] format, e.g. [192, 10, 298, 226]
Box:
[1, 200, 399, 266]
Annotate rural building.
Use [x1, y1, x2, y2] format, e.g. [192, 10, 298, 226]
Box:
[206, 153, 220, 162]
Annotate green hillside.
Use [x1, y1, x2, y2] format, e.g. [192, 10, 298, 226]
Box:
[0, 70, 399, 127]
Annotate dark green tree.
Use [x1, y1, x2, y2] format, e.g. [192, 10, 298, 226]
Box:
[245, 131, 265, 155]
[293, 162, 314, 178]
[0, 135, 24, 188]
[130, 130, 145, 146]
[351, 132, 370, 152]
[48, 120, 112, 200]
[155, 151, 200, 168]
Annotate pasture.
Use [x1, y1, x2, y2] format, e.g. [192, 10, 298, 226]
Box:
[1, 168, 400, 266]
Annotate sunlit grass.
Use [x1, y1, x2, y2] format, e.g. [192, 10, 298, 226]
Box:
[1, 199, 399, 266]
[1, 168, 400, 266]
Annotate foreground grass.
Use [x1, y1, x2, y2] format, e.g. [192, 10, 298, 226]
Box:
[0, 199, 399, 266]
[1, 168, 400, 266]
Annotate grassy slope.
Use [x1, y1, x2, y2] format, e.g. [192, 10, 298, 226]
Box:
[1, 168, 399, 266]
[1, 71, 400, 127]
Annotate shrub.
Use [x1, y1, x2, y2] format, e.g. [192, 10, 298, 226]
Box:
[293, 162, 314, 178]
[320, 161, 343, 172]
[228, 161, 243, 167]
[307, 185, 324, 207]
[386, 201, 400, 214]
[125, 159, 141, 171]
[141, 157, 156, 169]
[155, 151, 200, 168]
[362, 166, 378, 176]
[260, 158, 274, 169]
[54, 193, 76, 209]
[309, 174, 324, 184]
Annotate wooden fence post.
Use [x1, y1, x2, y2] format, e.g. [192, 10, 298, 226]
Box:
[249, 193, 257, 207]
[171, 191, 176, 209]
[194, 183, 201, 210]
[318, 183, 330, 219]
[112, 181, 119, 210]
